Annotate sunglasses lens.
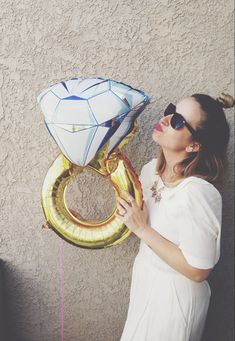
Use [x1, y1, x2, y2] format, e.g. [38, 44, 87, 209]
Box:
[163, 104, 187, 131]
[171, 113, 185, 129]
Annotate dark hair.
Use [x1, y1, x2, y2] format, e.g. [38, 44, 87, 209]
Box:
[156, 93, 234, 191]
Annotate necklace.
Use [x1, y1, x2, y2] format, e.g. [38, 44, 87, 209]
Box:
[150, 178, 164, 202]
[150, 174, 184, 202]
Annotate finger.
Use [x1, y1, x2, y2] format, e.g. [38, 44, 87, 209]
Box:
[117, 196, 131, 210]
[123, 191, 136, 205]
[116, 201, 128, 215]
[143, 201, 148, 212]
[117, 204, 126, 215]
[117, 203, 122, 210]
[116, 211, 125, 220]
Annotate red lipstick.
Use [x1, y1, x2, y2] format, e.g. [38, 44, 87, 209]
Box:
[154, 122, 163, 132]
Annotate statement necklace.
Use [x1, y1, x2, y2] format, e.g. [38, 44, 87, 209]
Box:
[150, 174, 184, 202]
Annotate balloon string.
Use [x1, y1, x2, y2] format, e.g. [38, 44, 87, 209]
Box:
[59, 239, 65, 341]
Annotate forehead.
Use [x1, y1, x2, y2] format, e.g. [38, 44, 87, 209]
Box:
[176, 97, 202, 129]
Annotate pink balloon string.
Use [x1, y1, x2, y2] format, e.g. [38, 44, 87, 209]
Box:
[59, 239, 65, 341]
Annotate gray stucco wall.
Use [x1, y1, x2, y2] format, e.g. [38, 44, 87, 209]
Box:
[0, 1, 234, 340]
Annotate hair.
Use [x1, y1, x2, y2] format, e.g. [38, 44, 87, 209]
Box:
[156, 92, 235, 191]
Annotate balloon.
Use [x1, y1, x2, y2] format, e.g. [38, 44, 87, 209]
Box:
[38, 76, 150, 248]
[37, 77, 150, 166]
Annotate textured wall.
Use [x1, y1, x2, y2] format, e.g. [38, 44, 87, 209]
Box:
[0, 0, 234, 340]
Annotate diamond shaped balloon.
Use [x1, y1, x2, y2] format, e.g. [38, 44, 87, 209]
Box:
[37, 76, 150, 166]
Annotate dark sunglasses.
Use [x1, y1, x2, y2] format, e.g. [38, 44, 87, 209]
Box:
[164, 103, 198, 138]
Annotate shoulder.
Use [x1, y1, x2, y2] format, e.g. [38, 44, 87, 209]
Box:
[182, 177, 222, 199]
[142, 157, 157, 169]
[140, 158, 157, 175]
[177, 177, 222, 210]
[139, 158, 157, 188]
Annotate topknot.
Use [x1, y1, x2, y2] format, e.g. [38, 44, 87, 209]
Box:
[216, 93, 235, 109]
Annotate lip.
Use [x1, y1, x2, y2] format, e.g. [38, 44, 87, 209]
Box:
[154, 122, 163, 132]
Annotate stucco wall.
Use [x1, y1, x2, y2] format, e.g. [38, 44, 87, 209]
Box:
[0, 1, 234, 340]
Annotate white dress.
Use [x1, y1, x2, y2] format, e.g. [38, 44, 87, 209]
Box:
[120, 158, 222, 341]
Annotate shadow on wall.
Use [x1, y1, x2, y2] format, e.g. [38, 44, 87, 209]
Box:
[1, 260, 43, 341]
[0, 260, 7, 340]
[202, 257, 234, 341]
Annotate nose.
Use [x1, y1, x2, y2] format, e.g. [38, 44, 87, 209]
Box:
[160, 115, 171, 126]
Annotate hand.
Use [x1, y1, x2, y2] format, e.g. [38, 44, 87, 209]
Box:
[115, 191, 150, 238]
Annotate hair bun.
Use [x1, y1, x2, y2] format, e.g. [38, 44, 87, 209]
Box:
[216, 93, 235, 109]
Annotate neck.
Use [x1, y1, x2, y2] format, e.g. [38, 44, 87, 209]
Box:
[161, 148, 187, 182]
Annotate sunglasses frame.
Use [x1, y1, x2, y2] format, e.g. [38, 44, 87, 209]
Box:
[164, 103, 198, 139]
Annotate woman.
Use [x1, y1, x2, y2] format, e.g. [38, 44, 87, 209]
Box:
[117, 93, 234, 341]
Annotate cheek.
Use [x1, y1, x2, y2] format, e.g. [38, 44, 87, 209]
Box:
[172, 130, 184, 141]
[166, 128, 190, 147]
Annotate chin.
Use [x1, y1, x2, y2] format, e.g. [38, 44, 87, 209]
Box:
[152, 133, 161, 145]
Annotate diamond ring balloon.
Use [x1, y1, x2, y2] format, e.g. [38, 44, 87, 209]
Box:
[37, 76, 151, 248]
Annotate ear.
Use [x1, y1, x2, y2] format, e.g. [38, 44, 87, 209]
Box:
[185, 142, 201, 153]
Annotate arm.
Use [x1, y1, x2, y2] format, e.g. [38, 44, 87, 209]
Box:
[136, 225, 212, 283]
[116, 190, 217, 283]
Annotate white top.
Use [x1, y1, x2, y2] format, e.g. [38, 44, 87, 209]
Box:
[137, 158, 222, 270]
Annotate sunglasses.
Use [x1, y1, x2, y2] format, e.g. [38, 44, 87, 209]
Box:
[164, 103, 198, 138]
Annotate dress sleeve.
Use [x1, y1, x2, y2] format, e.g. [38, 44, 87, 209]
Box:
[177, 182, 222, 270]
[139, 163, 147, 186]
[139, 158, 156, 190]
